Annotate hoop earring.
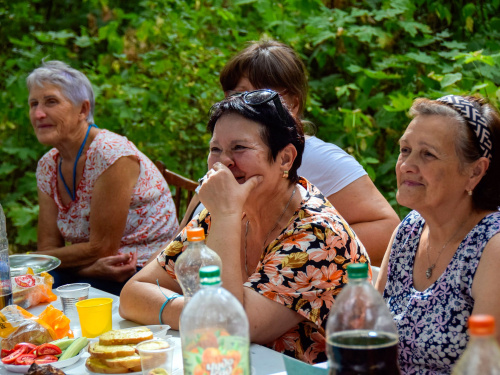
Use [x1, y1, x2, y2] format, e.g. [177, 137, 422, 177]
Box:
[468, 190, 473, 196]
[282, 170, 289, 179]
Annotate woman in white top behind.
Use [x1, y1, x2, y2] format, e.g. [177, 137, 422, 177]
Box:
[180, 40, 399, 266]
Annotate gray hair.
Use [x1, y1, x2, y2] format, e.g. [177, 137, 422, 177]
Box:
[409, 98, 482, 169]
[27, 60, 95, 123]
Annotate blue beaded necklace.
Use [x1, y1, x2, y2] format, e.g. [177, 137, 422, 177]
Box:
[58, 124, 98, 201]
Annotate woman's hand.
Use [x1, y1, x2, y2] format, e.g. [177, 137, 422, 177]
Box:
[199, 162, 262, 217]
[77, 252, 138, 282]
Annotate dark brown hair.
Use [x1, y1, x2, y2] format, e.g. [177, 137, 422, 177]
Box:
[207, 93, 305, 184]
[220, 40, 308, 116]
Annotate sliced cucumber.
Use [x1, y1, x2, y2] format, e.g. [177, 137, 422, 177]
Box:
[51, 337, 76, 351]
[58, 337, 89, 361]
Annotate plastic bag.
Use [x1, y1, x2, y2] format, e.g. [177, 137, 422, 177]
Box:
[12, 269, 57, 309]
[0, 305, 73, 350]
[38, 305, 73, 339]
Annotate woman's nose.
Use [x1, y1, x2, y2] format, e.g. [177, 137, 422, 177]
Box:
[34, 107, 46, 119]
[398, 154, 417, 174]
[219, 151, 234, 168]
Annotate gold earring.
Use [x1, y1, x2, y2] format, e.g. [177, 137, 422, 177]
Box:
[468, 190, 473, 196]
[282, 170, 289, 179]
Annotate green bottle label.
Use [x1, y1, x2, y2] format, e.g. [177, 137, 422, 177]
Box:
[182, 329, 250, 375]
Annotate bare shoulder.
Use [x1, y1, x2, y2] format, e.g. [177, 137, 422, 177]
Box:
[479, 232, 500, 262]
[472, 232, 500, 295]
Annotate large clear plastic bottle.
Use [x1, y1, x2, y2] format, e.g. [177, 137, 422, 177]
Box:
[180, 265, 250, 375]
[452, 314, 500, 375]
[0, 204, 13, 309]
[326, 263, 401, 375]
[175, 227, 222, 304]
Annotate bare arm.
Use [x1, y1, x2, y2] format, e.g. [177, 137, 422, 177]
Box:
[471, 233, 500, 343]
[37, 156, 140, 271]
[328, 175, 400, 266]
[119, 258, 184, 329]
[120, 251, 303, 344]
[375, 227, 398, 293]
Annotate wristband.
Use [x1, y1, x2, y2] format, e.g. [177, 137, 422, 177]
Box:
[159, 293, 181, 325]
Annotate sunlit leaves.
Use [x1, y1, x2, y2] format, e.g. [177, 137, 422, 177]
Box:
[1, 0, 500, 249]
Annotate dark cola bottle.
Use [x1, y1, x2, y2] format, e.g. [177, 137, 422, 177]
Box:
[326, 263, 401, 375]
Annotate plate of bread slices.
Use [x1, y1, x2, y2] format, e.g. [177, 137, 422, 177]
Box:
[84, 325, 171, 374]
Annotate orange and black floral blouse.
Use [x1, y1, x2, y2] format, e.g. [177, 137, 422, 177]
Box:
[157, 177, 370, 364]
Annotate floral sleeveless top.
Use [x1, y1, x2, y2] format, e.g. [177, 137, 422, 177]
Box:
[157, 177, 370, 364]
[384, 210, 500, 374]
[37, 129, 179, 267]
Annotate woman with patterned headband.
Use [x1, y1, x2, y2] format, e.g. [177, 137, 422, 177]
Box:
[375, 95, 500, 374]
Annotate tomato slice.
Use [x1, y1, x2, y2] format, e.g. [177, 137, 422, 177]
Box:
[1, 349, 13, 358]
[14, 353, 36, 366]
[13, 343, 38, 352]
[1, 347, 28, 364]
[34, 354, 59, 364]
[36, 343, 62, 356]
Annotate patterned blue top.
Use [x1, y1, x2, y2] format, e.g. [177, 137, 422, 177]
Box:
[384, 210, 500, 374]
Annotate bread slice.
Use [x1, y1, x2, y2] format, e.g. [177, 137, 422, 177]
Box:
[88, 342, 137, 359]
[104, 353, 141, 369]
[85, 357, 139, 374]
[99, 327, 153, 346]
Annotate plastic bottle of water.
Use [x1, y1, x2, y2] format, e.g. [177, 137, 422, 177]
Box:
[326, 263, 401, 375]
[180, 265, 250, 375]
[452, 314, 500, 375]
[0, 204, 13, 309]
[175, 227, 222, 304]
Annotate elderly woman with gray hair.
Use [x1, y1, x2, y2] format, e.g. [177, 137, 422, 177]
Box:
[376, 95, 500, 374]
[28, 60, 178, 295]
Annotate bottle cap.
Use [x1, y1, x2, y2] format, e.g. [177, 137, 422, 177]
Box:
[187, 227, 205, 241]
[347, 263, 369, 279]
[199, 265, 221, 286]
[468, 314, 495, 336]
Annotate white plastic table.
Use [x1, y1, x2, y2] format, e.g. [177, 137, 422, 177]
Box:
[22, 287, 287, 375]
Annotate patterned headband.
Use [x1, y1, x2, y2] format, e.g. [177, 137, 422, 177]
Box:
[436, 95, 492, 160]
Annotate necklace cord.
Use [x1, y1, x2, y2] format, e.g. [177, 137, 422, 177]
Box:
[244, 186, 296, 276]
[425, 219, 469, 279]
[58, 124, 97, 201]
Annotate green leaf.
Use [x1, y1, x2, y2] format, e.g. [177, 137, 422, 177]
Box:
[442, 41, 467, 50]
[0, 163, 16, 176]
[363, 157, 380, 164]
[398, 21, 431, 37]
[406, 52, 437, 65]
[440, 73, 462, 88]
[384, 93, 414, 112]
[466, 17, 474, 33]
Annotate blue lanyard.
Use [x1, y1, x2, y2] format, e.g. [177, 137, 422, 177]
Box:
[58, 124, 98, 201]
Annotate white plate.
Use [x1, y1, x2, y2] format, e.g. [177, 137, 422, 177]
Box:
[2, 346, 85, 373]
[84, 325, 171, 375]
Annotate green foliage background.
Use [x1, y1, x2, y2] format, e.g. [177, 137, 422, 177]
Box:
[1, 0, 500, 251]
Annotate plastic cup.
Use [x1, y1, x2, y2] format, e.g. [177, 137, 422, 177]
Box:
[75, 297, 113, 338]
[56, 283, 90, 318]
[136, 338, 175, 375]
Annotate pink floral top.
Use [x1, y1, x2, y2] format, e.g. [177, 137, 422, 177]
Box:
[36, 129, 179, 267]
[157, 178, 369, 364]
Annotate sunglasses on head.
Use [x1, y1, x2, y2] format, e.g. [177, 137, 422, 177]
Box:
[230, 89, 286, 120]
